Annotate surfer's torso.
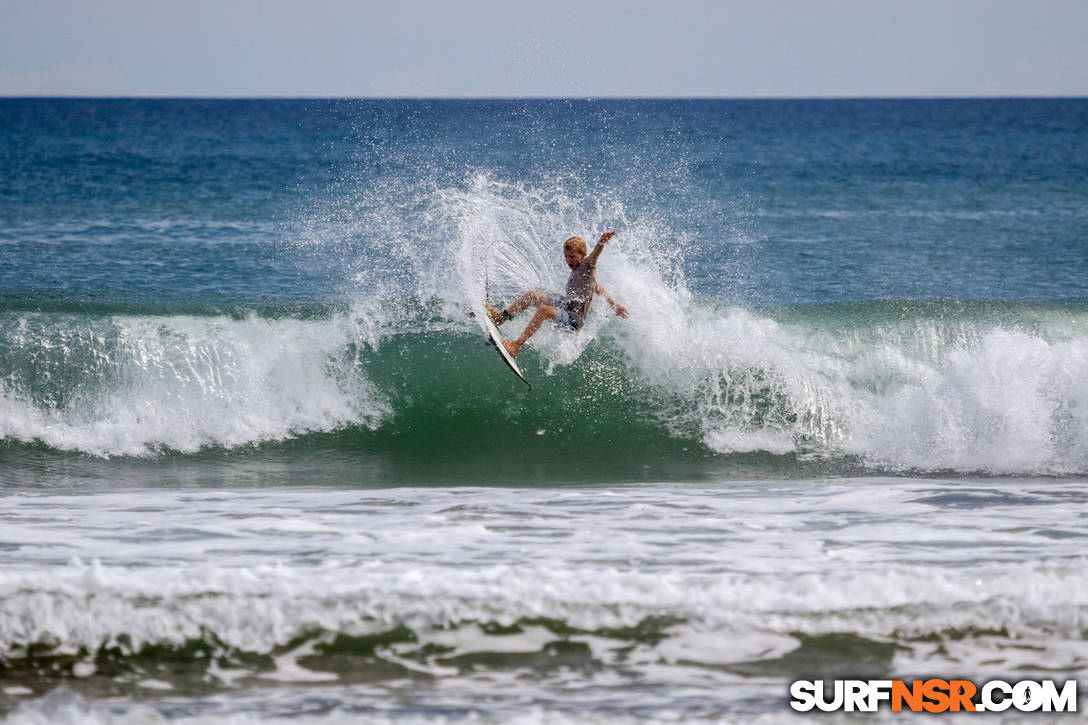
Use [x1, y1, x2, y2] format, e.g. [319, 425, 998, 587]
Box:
[562, 259, 596, 327]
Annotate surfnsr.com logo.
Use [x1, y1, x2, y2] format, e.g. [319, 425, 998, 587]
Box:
[790, 679, 1078, 713]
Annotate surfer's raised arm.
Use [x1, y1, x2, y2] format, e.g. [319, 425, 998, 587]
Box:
[585, 230, 616, 267]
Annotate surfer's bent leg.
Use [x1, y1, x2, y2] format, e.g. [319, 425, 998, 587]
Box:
[504, 304, 558, 358]
[503, 291, 551, 319]
[491, 290, 548, 329]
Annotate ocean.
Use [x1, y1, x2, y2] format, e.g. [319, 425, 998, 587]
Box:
[0, 98, 1086, 722]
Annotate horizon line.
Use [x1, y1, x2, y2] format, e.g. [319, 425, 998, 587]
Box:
[2, 94, 1087, 102]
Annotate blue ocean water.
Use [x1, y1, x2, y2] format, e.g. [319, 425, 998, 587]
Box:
[3, 99, 1086, 306]
[1, 99, 1087, 722]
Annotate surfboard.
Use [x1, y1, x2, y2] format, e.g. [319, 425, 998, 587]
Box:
[481, 310, 531, 390]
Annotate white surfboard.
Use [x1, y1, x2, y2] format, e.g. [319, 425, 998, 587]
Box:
[481, 311, 531, 390]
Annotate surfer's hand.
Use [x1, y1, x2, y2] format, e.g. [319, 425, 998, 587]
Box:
[598, 231, 616, 245]
[614, 304, 629, 318]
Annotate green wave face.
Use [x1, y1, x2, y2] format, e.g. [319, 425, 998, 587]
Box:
[1, 298, 1087, 482]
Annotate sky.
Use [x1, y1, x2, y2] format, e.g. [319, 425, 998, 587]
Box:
[1, 0, 1086, 97]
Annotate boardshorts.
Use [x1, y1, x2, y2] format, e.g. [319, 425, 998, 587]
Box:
[547, 294, 581, 330]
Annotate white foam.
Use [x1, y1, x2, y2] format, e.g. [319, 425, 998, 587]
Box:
[852, 328, 1088, 473]
[0, 556, 1084, 697]
[2, 697, 794, 725]
[0, 309, 389, 456]
[3, 482, 1086, 720]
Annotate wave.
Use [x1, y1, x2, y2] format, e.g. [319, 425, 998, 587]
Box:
[1, 176, 1087, 476]
[1, 297, 1086, 478]
[0, 304, 388, 458]
[1, 556, 1084, 697]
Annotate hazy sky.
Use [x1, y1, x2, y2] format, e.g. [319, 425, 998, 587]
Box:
[2, 0, 1086, 97]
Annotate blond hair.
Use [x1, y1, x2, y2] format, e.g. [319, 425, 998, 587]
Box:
[563, 236, 587, 255]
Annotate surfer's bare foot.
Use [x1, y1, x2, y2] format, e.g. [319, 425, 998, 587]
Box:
[502, 339, 521, 357]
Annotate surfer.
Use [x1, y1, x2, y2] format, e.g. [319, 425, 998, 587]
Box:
[487, 231, 628, 358]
